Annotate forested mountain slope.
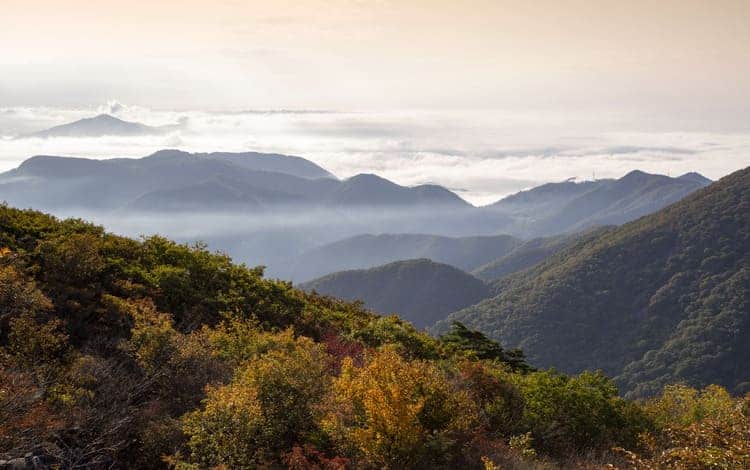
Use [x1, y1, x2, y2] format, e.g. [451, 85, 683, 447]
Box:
[300, 259, 491, 328]
[435, 167, 750, 397]
[472, 233, 583, 281]
[1, 203, 747, 468]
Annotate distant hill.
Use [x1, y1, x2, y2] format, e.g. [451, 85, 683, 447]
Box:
[488, 170, 711, 236]
[324, 174, 466, 207]
[286, 233, 522, 282]
[0, 150, 462, 212]
[434, 167, 750, 397]
[0, 153, 707, 241]
[0, 152, 714, 281]
[301, 259, 491, 328]
[21, 114, 182, 138]
[148, 149, 336, 180]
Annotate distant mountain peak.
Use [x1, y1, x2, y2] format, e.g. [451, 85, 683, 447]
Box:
[618, 169, 665, 185]
[145, 149, 192, 159]
[678, 172, 712, 186]
[142, 150, 336, 179]
[329, 173, 468, 207]
[621, 169, 650, 178]
[22, 113, 175, 138]
[346, 173, 393, 184]
[90, 113, 123, 122]
[487, 168, 712, 236]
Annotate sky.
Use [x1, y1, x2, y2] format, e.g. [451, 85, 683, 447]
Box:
[2, 0, 749, 118]
[1, 1, 749, 205]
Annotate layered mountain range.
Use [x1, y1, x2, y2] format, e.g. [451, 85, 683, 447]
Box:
[0, 143, 744, 398]
[0, 149, 712, 281]
[0, 150, 466, 211]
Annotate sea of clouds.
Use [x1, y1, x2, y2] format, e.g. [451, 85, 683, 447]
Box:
[1, 101, 749, 206]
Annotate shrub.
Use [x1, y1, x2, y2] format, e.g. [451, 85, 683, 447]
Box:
[181, 335, 328, 467]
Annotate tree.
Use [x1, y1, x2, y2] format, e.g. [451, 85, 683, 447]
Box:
[181, 334, 328, 467]
[513, 370, 648, 455]
[320, 347, 479, 468]
[441, 322, 532, 372]
[618, 385, 750, 469]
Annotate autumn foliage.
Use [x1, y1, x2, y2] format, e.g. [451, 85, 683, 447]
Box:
[0, 204, 747, 468]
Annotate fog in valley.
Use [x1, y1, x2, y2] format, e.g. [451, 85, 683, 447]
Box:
[0, 107, 722, 282]
[44, 206, 512, 281]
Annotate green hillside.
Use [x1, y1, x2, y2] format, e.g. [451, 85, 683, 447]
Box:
[434, 167, 750, 397]
[1, 203, 747, 468]
[301, 259, 491, 328]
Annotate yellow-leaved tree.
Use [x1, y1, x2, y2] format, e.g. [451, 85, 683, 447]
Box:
[619, 384, 750, 469]
[181, 333, 329, 468]
[320, 346, 479, 468]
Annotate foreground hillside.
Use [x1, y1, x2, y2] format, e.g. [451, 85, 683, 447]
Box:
[301, 259, 491, 328]
[1, 204, 747, 469]
[436, 166, 750, 397]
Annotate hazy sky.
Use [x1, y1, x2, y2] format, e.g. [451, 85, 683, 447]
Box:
[2, 0, 749, 121]
[1, 1, 749, 205]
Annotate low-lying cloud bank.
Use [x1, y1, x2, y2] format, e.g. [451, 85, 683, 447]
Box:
[1, 103, 749, 205]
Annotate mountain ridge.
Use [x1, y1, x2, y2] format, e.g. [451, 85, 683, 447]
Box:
[0, 150, 464, 211]
[433, 166, 750, 397]
[488, 170, 711, 236]
[20, 114, 183, 138]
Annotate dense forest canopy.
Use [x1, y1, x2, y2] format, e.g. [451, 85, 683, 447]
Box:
[435, 166, 750, 398]
[0, 203, 748, 468]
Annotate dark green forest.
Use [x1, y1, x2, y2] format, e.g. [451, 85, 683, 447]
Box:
[301, 258, 491, 328]
[435, 166, 750, 398]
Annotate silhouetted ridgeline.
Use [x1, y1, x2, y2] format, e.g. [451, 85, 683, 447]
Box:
[0, 150, 708, 233]
[0, 151, 711, 281]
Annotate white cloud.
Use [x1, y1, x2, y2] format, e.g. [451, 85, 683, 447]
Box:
[1, 104, 748, 205]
